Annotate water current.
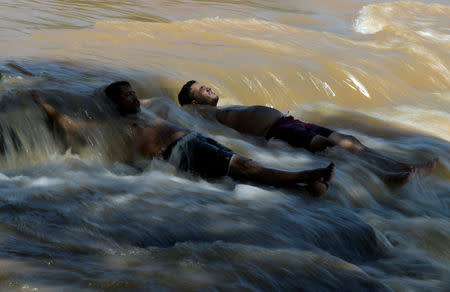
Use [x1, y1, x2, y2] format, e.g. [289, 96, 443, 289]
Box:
[0, 1, 449, 291]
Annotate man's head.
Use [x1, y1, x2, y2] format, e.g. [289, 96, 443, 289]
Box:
[104, 81, 140, 115]
[178, 80, 219, 107]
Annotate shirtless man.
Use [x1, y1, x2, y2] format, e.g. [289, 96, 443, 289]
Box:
[31, 81, 334, 197]
[177, 80, 439, 185]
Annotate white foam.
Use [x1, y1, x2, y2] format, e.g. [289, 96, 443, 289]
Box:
[354, 6, 385, 34]
[233, 184, 284, 204]
[108, 193, 136, 205]
[371, 104, 450, 141]
[417, 30, 450, 42]
[30, 177, 65, 187]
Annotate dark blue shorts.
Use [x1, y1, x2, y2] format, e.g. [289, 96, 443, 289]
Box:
[162, 133, 235, 179]
[265, 116, 334, 149]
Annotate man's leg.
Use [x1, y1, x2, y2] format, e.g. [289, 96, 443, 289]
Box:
[228, 155, 335, 197]
[270, 117, 437, 185]
[328, 132, 439, 178]
[171, 133, 335, 196]
[168, 133, 335, 197]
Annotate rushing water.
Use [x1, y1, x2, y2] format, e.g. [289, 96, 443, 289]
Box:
[0, 0, 449, 291]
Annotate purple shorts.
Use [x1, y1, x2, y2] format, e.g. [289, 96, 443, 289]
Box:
[265, 116, 334, 149]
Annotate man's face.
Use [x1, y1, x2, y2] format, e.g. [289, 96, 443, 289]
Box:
[189, 82, 219, 106]
[116, 85, 140, 114]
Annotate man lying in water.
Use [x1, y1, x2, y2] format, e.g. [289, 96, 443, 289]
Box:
[176, 80, 439, 186]
[31, 81, 334, 197]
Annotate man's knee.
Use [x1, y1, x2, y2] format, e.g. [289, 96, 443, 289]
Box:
[307, 135, 336, 152]
[229, 155, 261, 179]
[329, 132, 363, 151]
[340, 135, 364, 151]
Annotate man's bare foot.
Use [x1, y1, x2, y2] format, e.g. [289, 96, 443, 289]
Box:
[306, 162, 335, 197]
[413, 157, 439, 177]
[383, 171, 413, 187]
[384, 158, 439, 186]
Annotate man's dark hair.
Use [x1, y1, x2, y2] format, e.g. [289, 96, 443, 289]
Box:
[104, 81, 131, 103]
[178, 80, 197, 106]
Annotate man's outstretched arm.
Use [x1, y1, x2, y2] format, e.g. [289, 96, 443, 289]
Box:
[31, 90, 89, 139]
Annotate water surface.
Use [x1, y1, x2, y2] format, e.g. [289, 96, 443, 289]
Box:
[0, 1, 449, 291]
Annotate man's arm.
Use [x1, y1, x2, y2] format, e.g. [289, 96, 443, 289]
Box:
[31, 91, 89, 139]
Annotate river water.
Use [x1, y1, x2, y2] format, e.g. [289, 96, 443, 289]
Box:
[0, 1, 449, 291]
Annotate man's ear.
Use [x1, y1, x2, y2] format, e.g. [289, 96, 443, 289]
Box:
[112, 101, 120, 109]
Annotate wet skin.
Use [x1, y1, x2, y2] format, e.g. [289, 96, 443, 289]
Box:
[115, 85, 189, 158]
[188, 82, 283, 136]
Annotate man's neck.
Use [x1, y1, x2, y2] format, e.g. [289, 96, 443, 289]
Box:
[123, 113, 140, 118]
[188, 104, 217, 120]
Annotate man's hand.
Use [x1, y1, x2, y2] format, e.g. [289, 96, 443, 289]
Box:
[308, 135, 336, 153]
[31, 90, 58, 118]
[30, 89, 39, 99]
[30, 90, 44, 106]
[140, 98, 150, 105]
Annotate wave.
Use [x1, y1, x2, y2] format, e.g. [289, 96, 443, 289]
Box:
[354, 1, 450, 36]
